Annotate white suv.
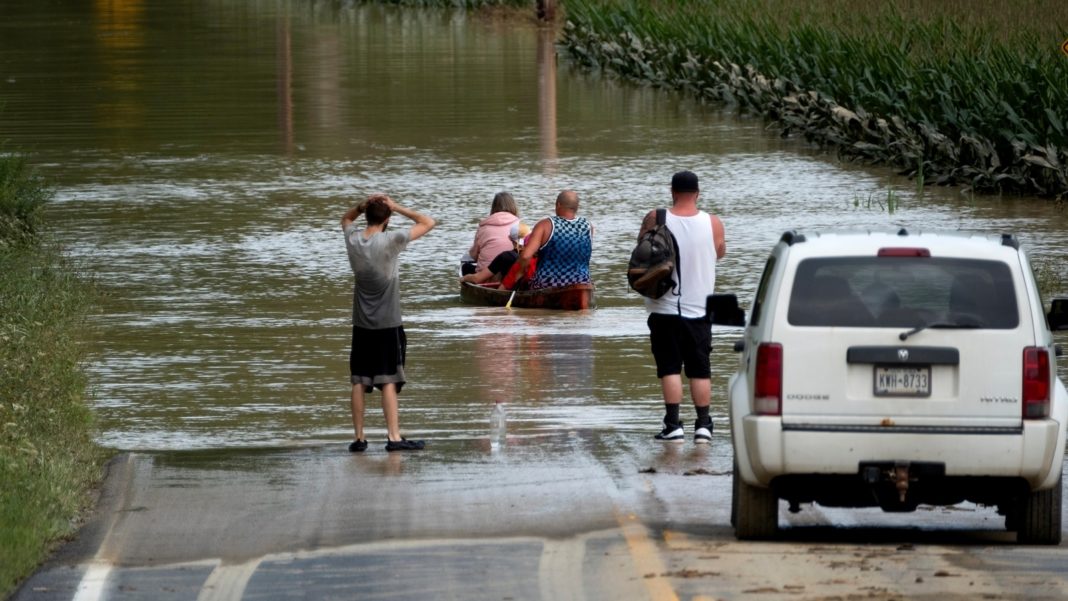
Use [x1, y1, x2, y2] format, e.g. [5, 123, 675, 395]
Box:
[727, 230, 1067, 543]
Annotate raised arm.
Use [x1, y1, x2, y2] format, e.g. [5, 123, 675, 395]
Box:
[387, 198, 436, 241]
[341, 200, 368, 230]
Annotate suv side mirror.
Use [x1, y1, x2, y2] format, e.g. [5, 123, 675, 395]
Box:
[707, 293, 746, 326]
[1048, 298, 1068, 331]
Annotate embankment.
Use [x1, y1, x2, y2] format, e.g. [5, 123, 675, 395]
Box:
[0, 153, 105, 596]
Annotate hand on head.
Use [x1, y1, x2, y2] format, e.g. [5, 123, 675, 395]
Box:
[363, 194, 393, 226]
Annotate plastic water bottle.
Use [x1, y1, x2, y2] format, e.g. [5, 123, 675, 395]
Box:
[489, 400, 507, 449]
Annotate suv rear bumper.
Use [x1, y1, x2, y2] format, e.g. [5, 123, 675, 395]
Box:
[740, 415, 1063, 489]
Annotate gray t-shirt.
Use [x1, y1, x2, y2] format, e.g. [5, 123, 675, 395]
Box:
[344, 224, 411, 329]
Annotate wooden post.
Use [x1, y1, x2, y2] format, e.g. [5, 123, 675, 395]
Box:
[537, 27, 557, 171]
[536, 0, 556, 22]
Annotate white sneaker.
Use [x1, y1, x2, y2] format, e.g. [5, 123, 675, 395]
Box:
[694, 422, 712, 444]
[654, 423, 684, 442]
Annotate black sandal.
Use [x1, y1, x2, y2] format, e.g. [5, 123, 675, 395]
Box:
[385, 438, 425, 452]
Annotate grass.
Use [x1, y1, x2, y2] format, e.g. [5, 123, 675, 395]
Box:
[356, 0, 532, 7]
[559, 0, 1068, 199]
[0, 153, 104, 596]
[851, 189, 900, 214]
[0, 154, 51, 246]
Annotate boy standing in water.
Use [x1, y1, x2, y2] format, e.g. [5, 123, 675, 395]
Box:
[341, 194, 436, 452]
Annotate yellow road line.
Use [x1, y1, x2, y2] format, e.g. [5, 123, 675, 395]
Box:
[662, 530, 690, 550]
[614, 511, 680, 601]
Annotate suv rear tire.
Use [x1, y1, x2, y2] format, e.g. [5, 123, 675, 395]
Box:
[733, 460, 779, 540]
[1016, 476, 1063, 545]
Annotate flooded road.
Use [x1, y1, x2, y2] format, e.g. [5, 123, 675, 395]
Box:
[3, 0, 1066, 451]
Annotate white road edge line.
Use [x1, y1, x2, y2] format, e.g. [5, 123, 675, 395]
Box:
[196, 559, 262, 601]
[71, 562, 110, 601]
[70, 453, 143, 601]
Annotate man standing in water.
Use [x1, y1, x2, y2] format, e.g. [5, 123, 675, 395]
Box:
[640, 171, 726, 443]
[342, 194, 436, 452]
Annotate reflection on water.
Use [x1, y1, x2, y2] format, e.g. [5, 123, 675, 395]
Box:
[277, 15, 294, 154]
[1, 1, 1066, 450]
[537, 26, 558, 171]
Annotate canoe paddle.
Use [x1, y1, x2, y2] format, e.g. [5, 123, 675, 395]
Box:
[505, 288, 517, 310]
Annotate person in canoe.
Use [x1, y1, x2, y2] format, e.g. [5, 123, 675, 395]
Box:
[460, 222, 531, 286]
[460, 191, 521, 276]
[515, 189, 593, 290]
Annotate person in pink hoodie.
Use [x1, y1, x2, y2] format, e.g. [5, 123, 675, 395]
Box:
[464, 192, 521, 274]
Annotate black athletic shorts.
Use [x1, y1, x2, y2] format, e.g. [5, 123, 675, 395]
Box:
[488, 250, 518, 275]
[647, 313, 712, 379]
[350, 325, 407, 393]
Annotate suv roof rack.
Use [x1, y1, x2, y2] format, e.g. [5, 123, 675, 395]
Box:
[780, 230, 806, 246]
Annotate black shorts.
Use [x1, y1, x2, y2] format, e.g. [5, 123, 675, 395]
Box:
[647, 313, 712, 379]
[350, 325, 407, 393]
[488, 250, 518, 275]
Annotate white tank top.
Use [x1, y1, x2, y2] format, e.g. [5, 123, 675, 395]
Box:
[645, 210, 717, 318]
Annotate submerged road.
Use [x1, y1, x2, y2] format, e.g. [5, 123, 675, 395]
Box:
[15, 430, 1068, 601]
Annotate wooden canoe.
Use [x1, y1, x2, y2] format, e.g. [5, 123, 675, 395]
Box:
[459, 281, 595, 310]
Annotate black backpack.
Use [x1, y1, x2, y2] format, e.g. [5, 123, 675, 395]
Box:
[627, 208, 680, 299]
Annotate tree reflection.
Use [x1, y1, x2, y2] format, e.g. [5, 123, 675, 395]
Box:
[93, 0, 145, 132]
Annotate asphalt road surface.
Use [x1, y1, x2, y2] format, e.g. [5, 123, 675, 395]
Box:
[14, 430, 1068, 601]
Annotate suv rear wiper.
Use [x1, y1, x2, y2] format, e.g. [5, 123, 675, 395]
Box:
[898, 318, 985, 341]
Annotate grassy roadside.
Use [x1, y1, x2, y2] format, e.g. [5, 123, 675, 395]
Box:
[358, 0, 532, 7]
[560, 0, 1068, 200]
[0, 154, 106, 596]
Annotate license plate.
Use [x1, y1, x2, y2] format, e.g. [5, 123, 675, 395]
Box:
[874, 365, 931, 397]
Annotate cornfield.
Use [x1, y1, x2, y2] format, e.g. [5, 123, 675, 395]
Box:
[561, 0, 1068, 199]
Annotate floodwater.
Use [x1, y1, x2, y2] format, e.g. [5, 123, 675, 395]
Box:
[2, 1, 1066, 451]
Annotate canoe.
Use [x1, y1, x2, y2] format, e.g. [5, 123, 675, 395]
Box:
[459, 281, 595, 310]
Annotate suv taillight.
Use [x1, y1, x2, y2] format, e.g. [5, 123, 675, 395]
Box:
[1022, 347, 1050, 419]
[754, 343, 783, 415]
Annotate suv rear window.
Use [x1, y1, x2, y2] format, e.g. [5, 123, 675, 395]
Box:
[787, 257, 1019, 329]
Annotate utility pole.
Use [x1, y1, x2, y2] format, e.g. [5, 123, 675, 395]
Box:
[536, 0, 555, 22]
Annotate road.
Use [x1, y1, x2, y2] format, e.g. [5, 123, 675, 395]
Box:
[14, 430, 1068, 601]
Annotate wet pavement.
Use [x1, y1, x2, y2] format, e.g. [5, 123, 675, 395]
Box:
[15, 432, 1068, 600]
